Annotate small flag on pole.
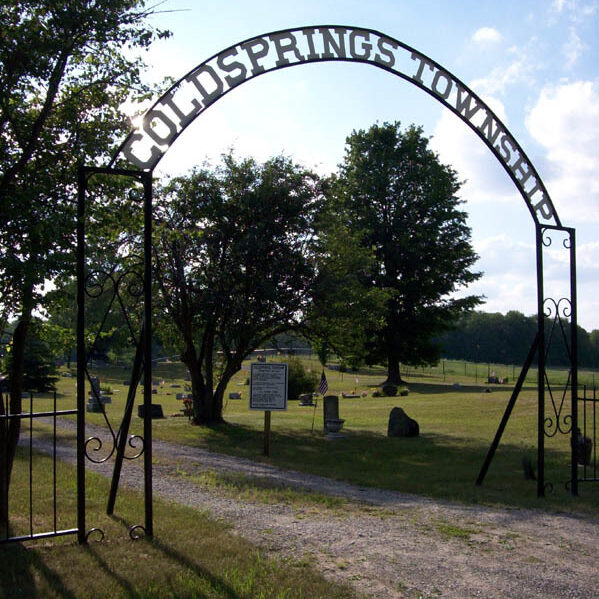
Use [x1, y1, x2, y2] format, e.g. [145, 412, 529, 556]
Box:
[318, 370, 328, 396]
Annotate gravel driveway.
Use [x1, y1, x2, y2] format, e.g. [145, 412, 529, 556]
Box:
[30, 423, 599, 599]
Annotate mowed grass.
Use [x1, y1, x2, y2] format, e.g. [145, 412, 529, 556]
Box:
[0, 449, 357, 599]
[27, 357, 599, 516]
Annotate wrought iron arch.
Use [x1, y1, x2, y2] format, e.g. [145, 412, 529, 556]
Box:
[73, 26, 578, 548]
[112, 25, 560, 227]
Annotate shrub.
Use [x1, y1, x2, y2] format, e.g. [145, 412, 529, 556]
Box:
[3, 330, 58, 392]
[286, 357, 318, 400]
[382, 383, 398, 397]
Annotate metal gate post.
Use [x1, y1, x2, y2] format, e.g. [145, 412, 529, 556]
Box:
[569, 229, 578, 496]
[536, 224, 545, 497]
[77, 165, 87, 543]
[142, 172, 153, 538]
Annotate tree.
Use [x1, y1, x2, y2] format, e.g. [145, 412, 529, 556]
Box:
[331, 122, 482, 384]
[0, 0, 168, 523]
[153, 154, 321, 424]
[303, 196, 390, 368]
[3, 320, 59, 393]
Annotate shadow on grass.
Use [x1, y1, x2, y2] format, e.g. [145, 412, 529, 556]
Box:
[0, 541, 78, 599]
[407, 381, 488, 395]
[104, 514, 244, 599]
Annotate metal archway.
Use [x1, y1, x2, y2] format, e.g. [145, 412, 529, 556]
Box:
[75, 25, 578, 544]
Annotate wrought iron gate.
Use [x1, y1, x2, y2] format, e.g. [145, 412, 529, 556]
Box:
[1, 391, 79, 543]
[0, 166, 154, 545]
[477, 224, 580, 496]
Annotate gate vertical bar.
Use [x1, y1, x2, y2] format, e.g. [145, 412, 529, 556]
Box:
[76, 166, 87, 543]
[536, 224, 545, 497]
[570, 228, 578, 496]
[143, 172, 153, 538]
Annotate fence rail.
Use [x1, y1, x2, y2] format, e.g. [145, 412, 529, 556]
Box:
[1, 391, 78, 544]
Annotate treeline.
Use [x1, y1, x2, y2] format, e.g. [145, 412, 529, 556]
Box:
[438, 311, 599, 369]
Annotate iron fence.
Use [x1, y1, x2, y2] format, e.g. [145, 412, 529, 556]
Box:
[577, 385, 598, 484]
[1, 391, 79, 544]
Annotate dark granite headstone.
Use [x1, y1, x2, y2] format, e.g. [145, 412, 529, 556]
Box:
[137, 404, 164, 419]
[387, 407, 419, 437]
[323, 395, 340, 431]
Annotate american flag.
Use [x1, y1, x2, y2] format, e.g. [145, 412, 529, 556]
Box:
[318, 370, 328, 396]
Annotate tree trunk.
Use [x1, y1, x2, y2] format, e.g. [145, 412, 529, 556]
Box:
[181, 345, 224, 425]
[384, 356, 406, 386]
[0, 318, 29, 524]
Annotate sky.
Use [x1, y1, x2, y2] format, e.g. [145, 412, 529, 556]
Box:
[132, 0, 598, 331]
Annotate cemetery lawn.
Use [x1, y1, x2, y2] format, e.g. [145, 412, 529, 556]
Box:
[36, 358, 599, 517]
[0, 449, 357, 599]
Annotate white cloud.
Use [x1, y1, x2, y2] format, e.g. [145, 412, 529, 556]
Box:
[472, 27, 503, 45]
[526, 80, 599, 223]
[454, 234, 538, 318]
[552, 0, 568, 12]
[564, 26, 584, 67]
[470, 58, 534, 97]
[431, 96, 517, 206]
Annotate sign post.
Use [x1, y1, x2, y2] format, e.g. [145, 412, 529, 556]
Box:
[250, 363, 288, 456]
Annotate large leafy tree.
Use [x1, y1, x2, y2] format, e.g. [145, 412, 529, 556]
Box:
[303, 198, 390, 369]
[332, 122, 482, 384]
[0, 0, 168, 522]
[153, 154, 321, 424]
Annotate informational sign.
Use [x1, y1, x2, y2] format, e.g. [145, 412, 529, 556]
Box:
[249, 362, 288, 411]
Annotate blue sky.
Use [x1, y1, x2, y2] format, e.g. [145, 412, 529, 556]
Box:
[134, 0, 598, 330]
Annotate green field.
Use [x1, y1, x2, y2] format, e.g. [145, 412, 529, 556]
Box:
[21, 356, 599, 515]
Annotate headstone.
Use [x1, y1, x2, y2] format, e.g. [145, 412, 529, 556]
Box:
[229, 392, 242, 399]
[323, 395, 339, 421]
[137, 404, 164, 419]
[572, 428, 593, 466]
[87, 376, 111, 410]
[299, 393, 314, 406]
[89, 376, 101, 397]
[322, 395, 345, 433]
[387, 407, 419, 437]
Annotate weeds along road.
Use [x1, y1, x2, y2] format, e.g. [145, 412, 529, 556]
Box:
[23, 419, 599, 599]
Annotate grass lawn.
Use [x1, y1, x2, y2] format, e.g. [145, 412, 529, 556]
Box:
[25, 357, 599, 516]
[0, 449, 357, 599]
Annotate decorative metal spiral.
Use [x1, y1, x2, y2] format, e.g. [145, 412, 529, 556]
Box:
[85, 433, 117, 464]
[85, 528, 105, 542]
[85, 269, 113, 299]
[541, 227, 570, 250]
[123, 434, 145, 460]
[541, 229, 554, 247]
[544, 388, 573, 438]
[120, 269, 144, 300]
[128, 525, 146, 540]
[543, 297, 572, 321]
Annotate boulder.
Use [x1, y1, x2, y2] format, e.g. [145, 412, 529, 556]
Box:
[387, 407, 419, 437]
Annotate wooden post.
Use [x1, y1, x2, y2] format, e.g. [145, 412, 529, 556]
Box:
[263, 410, 271, 456]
